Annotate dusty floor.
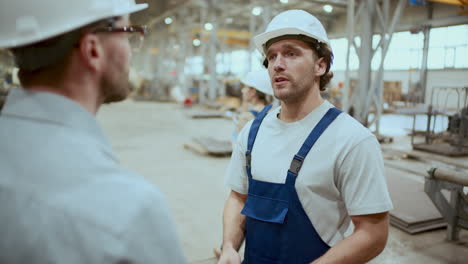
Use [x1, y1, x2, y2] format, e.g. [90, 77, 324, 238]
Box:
[97, 100, 468, 264]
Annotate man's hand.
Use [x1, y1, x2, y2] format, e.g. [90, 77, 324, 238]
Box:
[219, 190, 247, 264]
[218, 246, 241, 264]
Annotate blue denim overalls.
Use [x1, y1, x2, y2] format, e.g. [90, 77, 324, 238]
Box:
[241, 105, 342, 263]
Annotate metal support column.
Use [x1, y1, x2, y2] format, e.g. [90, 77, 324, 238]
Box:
[356, 0, 375, 126]
[199, 0, 220, 102]
[155, 27, 169, 95]
[247, 1, 272, 73]
[199, 4, 208, 103]
[342, 0, 355, 113]
[175, 9, 190, 98]
[208, 11, 219, 101]
[420, 3, 434, 104]
[344, 0, 407, 131]
[248, 10, 257, 73]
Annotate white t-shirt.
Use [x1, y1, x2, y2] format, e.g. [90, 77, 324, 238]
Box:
[225, 100, 393, 246]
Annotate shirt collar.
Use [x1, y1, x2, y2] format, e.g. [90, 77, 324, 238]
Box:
[272, 100, 332, 126]
[3, 87, 113, 154]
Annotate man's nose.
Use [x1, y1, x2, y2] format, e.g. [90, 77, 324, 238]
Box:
[272, 55, 285, 72]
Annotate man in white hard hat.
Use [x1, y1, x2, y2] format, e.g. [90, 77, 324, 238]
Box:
[0, 1, 186, 263]
[235, 69, 274, 133]
[220, 10, 393, 264]
[240, 69, 274, 114]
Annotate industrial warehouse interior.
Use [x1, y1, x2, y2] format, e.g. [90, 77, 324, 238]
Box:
[1, 0, 468, 263]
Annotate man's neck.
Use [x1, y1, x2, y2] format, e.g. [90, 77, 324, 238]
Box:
[20, 59, 103, 114]
[278, 91, 324, 123]
[23, 81, 100, 115]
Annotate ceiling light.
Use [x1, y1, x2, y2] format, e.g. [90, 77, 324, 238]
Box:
[323, 5, 333, 13]
[252, 7, 262, 16]
[204, 23, 213, 31]
[280, 0, 288, 3]
[226, 17, 233, 24]
[193, 39, 201, 47]
[164, 17, 173, 24]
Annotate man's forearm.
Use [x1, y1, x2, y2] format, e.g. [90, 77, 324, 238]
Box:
[312, 213, 389, 264]
[311, 228, 384, 263]
[222, 191, 247, 251]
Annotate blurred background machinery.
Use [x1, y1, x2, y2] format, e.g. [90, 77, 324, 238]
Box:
[425, 167, 468, 241]
[412, 86, 468, 156]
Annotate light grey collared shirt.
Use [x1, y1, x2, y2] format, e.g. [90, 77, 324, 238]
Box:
[0, 88, 186, 264]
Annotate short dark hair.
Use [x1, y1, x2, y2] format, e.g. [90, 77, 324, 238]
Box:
[262, 35, 334, 91]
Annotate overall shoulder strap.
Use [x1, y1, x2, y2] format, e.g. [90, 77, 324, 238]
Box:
[245, 104, 272, 178]
[288, 107, 342, 179]
[249, 109, 259, 116]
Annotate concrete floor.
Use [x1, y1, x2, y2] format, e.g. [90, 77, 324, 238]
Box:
[97, 100, 468, 264]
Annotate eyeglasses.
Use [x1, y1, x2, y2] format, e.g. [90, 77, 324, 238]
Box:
[93, 25, 148, 51]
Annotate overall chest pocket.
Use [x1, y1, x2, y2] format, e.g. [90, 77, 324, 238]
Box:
[241, 194, 289, 262]
[241, 194, 289, 224]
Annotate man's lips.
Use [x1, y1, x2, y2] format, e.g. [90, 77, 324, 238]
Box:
[274, 76, 289, 85]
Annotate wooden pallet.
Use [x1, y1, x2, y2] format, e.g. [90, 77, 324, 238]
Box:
[184, 137, 232, 157]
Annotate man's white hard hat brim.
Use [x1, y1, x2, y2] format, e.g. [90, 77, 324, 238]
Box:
[254, 27, 330, 55]
[0, 1, 148, 49]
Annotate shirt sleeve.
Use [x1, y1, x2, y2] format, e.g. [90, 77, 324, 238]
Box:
[224, 121, 251, 194]
[121, 190, 187, 264]
[336, 136, 393, 216]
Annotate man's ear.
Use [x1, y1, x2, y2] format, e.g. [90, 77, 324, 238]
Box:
[77, 34, 102, 72]
[314, 57, 327, 77]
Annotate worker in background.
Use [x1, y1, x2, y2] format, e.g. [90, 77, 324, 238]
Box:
[219, 9, 393, 264]
[233, 69, 274, 141]
[0, 1, 185, 263]
[239, 69, 274, 118]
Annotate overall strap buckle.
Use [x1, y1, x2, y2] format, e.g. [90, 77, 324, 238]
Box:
[288, 154, 304, 175]
[246, 150, 252, 168]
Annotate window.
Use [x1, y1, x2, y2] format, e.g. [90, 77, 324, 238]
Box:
[330, 24, 468, 71]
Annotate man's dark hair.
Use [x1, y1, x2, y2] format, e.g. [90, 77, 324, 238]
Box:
[262, 35, 334, 91]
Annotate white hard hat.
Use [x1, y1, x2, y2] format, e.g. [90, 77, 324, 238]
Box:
[0, 0, 148, 49]
[253, 9, 330, 55]
[240, 69, 273, 96]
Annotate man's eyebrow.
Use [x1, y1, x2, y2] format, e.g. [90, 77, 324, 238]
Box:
[281, 44, 302, 50]
[267, 43, 302, 55]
